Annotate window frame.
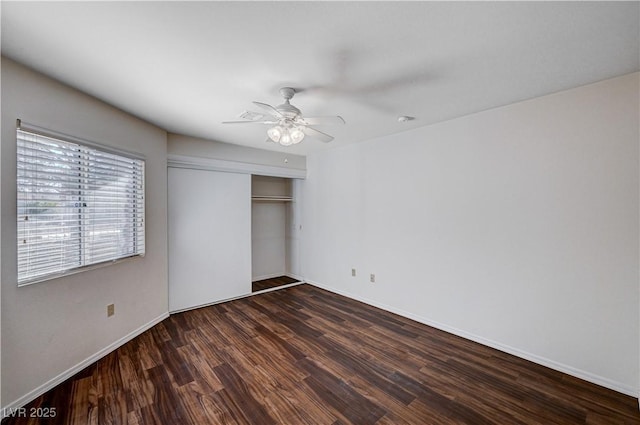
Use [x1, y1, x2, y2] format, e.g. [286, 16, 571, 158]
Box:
[16, 121, 146, 286]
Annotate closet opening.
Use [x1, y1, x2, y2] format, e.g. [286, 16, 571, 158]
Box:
[251, 175, 301, 292]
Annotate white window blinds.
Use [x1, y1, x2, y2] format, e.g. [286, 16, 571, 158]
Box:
[17, 128, 145, 285]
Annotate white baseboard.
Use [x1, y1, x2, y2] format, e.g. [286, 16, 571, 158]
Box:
[306, 279, 638, 398]
[2, 312, 169, 417]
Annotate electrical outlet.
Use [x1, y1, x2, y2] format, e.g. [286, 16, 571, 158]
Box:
[351, 268, 356, 277]
[107, 304, 115, 317]
[370, 274, 375, 283]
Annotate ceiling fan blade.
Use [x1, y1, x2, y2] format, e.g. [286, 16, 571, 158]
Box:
[302, 126, 334, 143]
[252, 101, 283, 118]
[222, 120, 278, 125]
[239, 110, 279, 121]
[299, 116, 345, 126]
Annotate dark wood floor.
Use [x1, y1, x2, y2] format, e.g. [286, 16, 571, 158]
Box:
[3, 284, 639, 424]
[252, 275, 299, 292]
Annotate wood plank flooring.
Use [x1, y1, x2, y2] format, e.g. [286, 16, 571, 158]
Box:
[3, 284, 639, 424]
[252, 275, 299, 292]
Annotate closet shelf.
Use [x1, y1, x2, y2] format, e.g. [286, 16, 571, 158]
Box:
[251, 195, 293, 202]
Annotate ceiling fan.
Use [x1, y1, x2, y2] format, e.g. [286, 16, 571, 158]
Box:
[223, 87, 345, 146]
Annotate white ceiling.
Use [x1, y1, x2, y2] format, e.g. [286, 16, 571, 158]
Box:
[2, 1, 638, 155]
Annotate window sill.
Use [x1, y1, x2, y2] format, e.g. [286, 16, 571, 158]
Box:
[17, 253, 145, 287]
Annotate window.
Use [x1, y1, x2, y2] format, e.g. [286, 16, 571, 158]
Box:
[17, 127, 145, 285]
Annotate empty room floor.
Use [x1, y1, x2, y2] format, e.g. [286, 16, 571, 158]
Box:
[2, 284, 639, 424]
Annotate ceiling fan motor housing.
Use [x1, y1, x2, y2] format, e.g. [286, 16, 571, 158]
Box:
[279, 87, 296, 100]
[277, 87, 301, 118]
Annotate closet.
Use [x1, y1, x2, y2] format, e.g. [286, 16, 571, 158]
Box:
[168, 168, 252, 312]
[168, 165, 302, 312]
[251, 175, 301, 292]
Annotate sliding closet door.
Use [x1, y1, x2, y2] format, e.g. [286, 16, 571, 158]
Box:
[168, 167, 251, 312]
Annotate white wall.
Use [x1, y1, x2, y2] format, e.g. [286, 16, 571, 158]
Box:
[1, 58, 169, 407]
[252, 202, 287, 280]
[301, 73, 639, 396]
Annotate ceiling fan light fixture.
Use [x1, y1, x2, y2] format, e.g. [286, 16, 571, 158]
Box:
[290, 127, 305, 144]
[267, 125, 283, 143]
[280, 132, 293, 146]
[267, 124, 305, 146]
